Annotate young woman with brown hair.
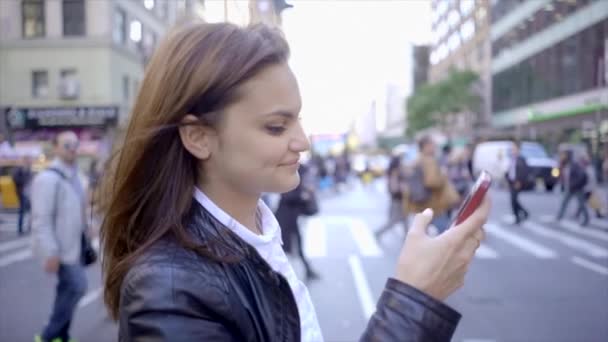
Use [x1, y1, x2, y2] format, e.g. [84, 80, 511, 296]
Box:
[100, 22, 490, 341]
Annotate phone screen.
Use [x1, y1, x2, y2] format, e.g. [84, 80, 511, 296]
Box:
[452, 171, 492, 226]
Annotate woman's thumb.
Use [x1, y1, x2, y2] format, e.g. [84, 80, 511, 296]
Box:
[408, 208, 434, 237]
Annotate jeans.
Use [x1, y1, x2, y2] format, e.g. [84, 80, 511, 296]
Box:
[375, 198, 407, 238]
[431, 212, 451, 235]
[17, 192, 30, 235]
[509, 186, 528, 223]
[41, 263, 87, 342]
[557, 190, 589, 225]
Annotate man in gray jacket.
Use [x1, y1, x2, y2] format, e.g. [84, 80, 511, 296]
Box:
[31, 131, 87, 342]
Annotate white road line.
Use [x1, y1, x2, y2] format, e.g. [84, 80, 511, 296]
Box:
[303, 217, 327, 258]
[0, 249, 32, 268]
[78, 287, 103, 308]
[462, 339, 497, 342]
[561, 220, 608, 243]
[524, 221, 608, 258]
[350, 219, 383, 257]
[348, 255, 375, 320]
[571, 256, 608, 276]
[485, 222, 557, 258]
[475, 244, 499, 259]
[0, 236, 30, 254]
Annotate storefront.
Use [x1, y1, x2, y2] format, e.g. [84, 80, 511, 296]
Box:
[2, 106, 118, 171]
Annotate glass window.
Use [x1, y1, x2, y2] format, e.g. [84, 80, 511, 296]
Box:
[158, 0, 168, 19]
[460, 0, 475, 15]
[143, 0, 155, 10]
[32, 70, 49, 98]
[461, 19, 475, 41]
[22, 0, 45, 38]
[113, 7, 127, 44]
[130, 20, 142, 43]
[448, 10, 460, 28]
[437, 1, 448, 16]
[448, 33, 460, 52]
[63, 0, 85, 36]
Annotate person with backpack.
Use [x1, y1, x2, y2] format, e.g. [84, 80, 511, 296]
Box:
[31, 131, 89, 342]
[556, 149, 589, 226]
[375, 154, 408, 240]
[406, 136, 460, 235]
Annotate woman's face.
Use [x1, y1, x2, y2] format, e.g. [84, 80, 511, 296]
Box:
[202, 63, 309, 195]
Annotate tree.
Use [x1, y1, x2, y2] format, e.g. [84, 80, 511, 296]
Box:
[406, 69, 481, 137]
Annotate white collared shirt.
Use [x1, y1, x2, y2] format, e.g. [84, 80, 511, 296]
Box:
[193, 188, 324, 342]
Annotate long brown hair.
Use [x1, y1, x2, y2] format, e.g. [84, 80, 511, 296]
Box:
[100, 22, 289, 320]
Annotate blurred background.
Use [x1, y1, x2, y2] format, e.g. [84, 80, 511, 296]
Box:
[0, 0, 607, 341]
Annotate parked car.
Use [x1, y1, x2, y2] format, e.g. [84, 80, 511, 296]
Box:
[473, 140, 560, 191]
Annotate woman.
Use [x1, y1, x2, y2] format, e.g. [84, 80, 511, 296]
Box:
[276, 163, 320, 281]
[100, 22, 490, 341]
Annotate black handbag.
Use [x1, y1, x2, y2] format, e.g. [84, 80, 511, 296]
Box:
[80, 233, 97, 266]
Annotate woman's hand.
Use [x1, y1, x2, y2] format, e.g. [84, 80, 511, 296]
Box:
[394, 196, 491, 301]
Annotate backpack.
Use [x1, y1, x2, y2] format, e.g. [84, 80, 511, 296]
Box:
[408, 164, 431, 204]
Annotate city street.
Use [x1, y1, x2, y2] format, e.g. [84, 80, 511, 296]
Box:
[1, 180, 607, 342]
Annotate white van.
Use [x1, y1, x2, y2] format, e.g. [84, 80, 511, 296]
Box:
[473, 141, 560, 191]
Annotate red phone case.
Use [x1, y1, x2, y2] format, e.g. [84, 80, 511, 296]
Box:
[452, 171, 492, 226]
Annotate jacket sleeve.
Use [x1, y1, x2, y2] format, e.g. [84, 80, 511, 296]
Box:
[120, 265, 239, 342]
[360, 278, 461, 342]
[30, 172, 60, 259]
[423, 158, 445, 189]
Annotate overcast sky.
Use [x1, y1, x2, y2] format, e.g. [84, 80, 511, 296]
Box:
[281, 0, 433, 135]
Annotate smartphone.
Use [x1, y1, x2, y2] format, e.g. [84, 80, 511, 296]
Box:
[451, 170, 492, 227]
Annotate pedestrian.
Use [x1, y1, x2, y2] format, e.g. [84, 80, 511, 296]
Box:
[31, 131, 88, 342]
[556, 149, 589, 226]
[506, 141, 530, 225]
[12, 155, 33, 235]
[98, 22, 490, 341]
[577, 154, 604, 219]
[275, 164, 320, 281]
[375, 154, 408, 240]
[406, 136, 460, 235]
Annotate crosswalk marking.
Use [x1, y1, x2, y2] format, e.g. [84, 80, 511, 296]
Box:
[523, 221, 608, 258]
[349, 219, 383, 257]
[485, 222, 557, 258]
[348, 255, 375, 320]
[571, 256, 608, 276]
[0, 236, 30, 254]
[475, 244, 499, 259]
[561, 220, 608, 243]
[303, 217, 327, 258]
[78, 287, 103, 308]
[0, 249, 32, 268]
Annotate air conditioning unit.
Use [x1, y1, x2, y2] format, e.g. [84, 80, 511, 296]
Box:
[59, 79, 80, 99]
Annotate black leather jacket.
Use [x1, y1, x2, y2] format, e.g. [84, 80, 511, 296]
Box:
[118, 201, 461, 341]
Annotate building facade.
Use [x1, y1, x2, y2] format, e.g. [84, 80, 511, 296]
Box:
[490, 0, 608, 154]
[429, 0, 492, 139]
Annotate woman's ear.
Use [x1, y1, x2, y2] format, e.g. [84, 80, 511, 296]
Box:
[179, 114, 213, 160]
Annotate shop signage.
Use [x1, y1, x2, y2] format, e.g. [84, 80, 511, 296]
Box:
[4, 106, 118, 129]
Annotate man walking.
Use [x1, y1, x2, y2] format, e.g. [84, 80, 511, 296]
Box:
[506, 142, 529, 225]
[32, 131, 88, 342]
[13, 155, 33, 235]
[556, 149, 589, 226]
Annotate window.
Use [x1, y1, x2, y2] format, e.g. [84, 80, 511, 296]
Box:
[22, 0, 45, 38]
[460, 19, 475, 42]
[113, 7, 127, 44]
[59, 69, 79, 99]
[143, 0, 155, 10]
[130, 20, 142, 44]
[32, 70, 49, 98]
[460, 0, 475, 16]
[447, 10, 460, 28]
[62, 0, 85, 36]
[158, 0, 168, 19]
[123, 75, 130, 101]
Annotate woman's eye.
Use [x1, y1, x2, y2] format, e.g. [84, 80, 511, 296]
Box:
[266, 126, 286, 135]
